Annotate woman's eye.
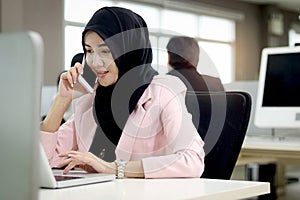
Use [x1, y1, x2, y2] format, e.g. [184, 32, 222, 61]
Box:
[101, 49, 111, 54]
[86, 49, 93, 54]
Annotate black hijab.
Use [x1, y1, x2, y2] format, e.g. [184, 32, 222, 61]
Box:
[82, 7, 158, 145]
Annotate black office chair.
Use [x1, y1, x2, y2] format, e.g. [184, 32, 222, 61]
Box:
[186, 91, 252, 180]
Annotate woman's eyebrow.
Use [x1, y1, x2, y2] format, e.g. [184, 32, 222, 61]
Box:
[84, 43, 107, 48]
[98, 43, 107, 48]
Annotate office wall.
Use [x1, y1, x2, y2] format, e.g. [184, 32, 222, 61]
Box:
[260, 5, 300, 48]
[0, 0, 64, 86]
[23, 0, 64, 86]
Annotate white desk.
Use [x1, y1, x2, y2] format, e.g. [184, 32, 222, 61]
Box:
[39, 178, 269, 200]
[241, 135, 300, 165]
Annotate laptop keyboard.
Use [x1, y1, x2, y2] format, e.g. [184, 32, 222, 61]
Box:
[55, 175, 83, 181]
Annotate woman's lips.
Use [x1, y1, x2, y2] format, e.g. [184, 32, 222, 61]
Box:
[97, 71, 109, 78]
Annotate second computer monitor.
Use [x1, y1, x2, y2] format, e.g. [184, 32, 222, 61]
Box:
[255, 46, 300, 128]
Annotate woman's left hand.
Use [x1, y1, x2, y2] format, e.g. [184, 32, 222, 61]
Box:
[57, 151, 115, 175]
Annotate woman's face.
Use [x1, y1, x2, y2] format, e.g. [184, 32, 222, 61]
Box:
[84, 31, 119, 87]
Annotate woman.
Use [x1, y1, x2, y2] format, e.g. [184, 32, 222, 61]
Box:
[41, 6, 204, 178]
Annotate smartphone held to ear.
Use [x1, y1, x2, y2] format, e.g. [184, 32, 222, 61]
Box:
[78, 56, 97, 93]
[78, 75, 94, 93]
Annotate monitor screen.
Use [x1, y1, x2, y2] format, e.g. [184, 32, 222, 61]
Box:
[263, 53, 300, 107]
[255, 46, 300, 128]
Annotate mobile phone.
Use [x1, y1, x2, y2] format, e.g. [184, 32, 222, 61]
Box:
[78, 56, 96, 93]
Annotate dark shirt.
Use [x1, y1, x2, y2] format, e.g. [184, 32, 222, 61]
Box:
[167, 67, 224, 92]
[168, 67, 225, 140]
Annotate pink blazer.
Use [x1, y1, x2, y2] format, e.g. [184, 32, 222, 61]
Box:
[41, 75, 205, 178]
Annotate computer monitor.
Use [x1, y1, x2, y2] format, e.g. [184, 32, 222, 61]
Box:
[0, 31, 43, 200]
[255, 46, 300, 128]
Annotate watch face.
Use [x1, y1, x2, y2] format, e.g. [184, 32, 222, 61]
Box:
[115, 159, 127, 167]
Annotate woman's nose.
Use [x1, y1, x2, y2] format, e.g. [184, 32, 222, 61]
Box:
[91, 53, 104, 68]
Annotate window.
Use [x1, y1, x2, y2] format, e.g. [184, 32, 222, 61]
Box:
[289, 29, 300, 47]
[198, 16, 235, 42]
[64, 0, 236, 83]
[199, 42, 233, 83]
[161, 10, 198, 37]
[116, 2, 160, 29]
[64, 25, 84, 68]
[64, 0, 113, 23]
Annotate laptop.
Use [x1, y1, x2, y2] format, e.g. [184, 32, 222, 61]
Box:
[39, 144, 115, 188]
[0, 31, 43, 200]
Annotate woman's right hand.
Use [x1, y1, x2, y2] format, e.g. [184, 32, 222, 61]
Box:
[57, 151, 115, 175]
[41, 62, 84, 133]
[58, 62, 84, 99]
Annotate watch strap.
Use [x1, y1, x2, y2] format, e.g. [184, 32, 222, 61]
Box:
[115, 159, 127, 179]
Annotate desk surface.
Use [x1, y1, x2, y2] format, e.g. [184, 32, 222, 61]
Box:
[39, 178, 269, 200]
[241, 135, 300, 165]
[243, 135, 300, 151]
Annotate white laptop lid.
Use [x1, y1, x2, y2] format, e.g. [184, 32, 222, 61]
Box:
[39, 144, 115, 188]
[0, 31, 43, 200]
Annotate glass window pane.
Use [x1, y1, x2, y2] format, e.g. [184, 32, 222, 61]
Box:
[157, 37, 170, 74]
[198, 42, 233, 83]
[116, 2, 160, 29]
[161, 10, 197, 37]
[149, 36, 158, 70]
[198, 16, 235, 42]
[64, 0, 114, 23]
[64, 25, 85, 69]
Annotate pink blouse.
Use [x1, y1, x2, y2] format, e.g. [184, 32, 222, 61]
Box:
[41, 75, 205, 178]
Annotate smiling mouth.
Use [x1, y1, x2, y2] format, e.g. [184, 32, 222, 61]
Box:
[97, 71, 109, 78]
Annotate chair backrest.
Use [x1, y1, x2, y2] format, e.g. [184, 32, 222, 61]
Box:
[186, 91, 252, 179]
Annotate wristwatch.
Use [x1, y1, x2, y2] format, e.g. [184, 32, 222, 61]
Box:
[114, 159, 127, 179]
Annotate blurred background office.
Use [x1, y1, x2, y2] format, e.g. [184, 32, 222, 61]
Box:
[1, 0, 299, 86]
[1, 0, 300, 199]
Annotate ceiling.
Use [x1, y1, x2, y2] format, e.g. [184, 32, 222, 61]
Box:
[235, 0, 300, 12]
